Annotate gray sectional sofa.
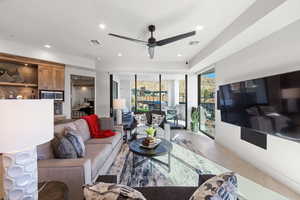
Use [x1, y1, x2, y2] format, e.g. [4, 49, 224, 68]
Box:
[37, 118, 123, 200]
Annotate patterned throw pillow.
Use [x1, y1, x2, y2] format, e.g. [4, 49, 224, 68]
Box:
[189, 172, 238, 200]
[151, 114, 165, 126]
[65, 131, 86, 157]
[134, 113, 147, 126]
[65, 127, 86, 157]
[84, 182, 146, 200]
[51, 135, 78, 159]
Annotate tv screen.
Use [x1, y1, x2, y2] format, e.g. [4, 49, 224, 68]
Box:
[219, 70, 300, 142]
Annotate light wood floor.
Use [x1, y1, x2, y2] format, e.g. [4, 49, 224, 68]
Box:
[172, 130, 300, 200]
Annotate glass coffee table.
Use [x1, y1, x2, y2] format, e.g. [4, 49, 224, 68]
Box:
[129, 137, 173, 172]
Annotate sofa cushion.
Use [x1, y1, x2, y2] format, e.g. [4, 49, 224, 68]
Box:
[37, 141, 54, 160]
[54, 122, 77, 136]
[85, 133, 122, 147]
[85, 144, 113, 178]
[73, 119, 91, 142]
[99, 117, 114, 130]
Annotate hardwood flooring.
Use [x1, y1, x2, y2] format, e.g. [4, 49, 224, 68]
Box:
[172, 130, 300, 200]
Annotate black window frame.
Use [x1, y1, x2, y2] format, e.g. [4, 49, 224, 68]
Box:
[110, 74, 188, 129]
[198, 70, 216, 139]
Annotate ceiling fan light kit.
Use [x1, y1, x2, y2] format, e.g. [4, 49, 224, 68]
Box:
[108, 25, 196, 59]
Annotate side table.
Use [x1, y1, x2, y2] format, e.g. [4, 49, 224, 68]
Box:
[38, 181, 68, 200]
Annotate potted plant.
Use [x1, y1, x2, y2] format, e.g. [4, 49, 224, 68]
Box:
[145, 126, 156, 138]
[143, 126, 157, 147]
[191, 107, 200, 132]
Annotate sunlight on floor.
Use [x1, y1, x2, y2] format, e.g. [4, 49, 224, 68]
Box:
[154, 142, 289, 200]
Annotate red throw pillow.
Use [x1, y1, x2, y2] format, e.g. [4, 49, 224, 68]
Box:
[82, 114, 117, 138]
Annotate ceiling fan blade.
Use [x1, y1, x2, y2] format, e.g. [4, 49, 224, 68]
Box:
[108, 33, 148, 44]
[148, 47, 154, 59]
[156, 31, 196, 46]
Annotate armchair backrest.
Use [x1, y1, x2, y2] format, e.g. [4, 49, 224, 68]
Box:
[133, 110, 167, 129]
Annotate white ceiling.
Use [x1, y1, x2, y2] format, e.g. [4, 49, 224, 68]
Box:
[0, 0, 255, 68]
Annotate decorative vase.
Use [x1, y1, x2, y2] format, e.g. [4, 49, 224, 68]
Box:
[0, 71, 14, 82]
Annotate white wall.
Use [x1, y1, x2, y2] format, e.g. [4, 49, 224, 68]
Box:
[63, 66, 96, 118]
[215, 19, 300, 194]
[95, 71, 110, 117]
[119, 79, 132, 111]
[187, 73, 198, 129]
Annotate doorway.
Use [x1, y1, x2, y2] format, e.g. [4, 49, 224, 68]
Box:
[70, 75, 95, 119]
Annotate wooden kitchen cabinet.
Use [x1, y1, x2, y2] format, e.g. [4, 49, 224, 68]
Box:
[38, 65, 65, 90]
[53, 67, 65, 91]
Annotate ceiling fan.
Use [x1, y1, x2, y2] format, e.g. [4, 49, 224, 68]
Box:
[108, 25, 196, 59]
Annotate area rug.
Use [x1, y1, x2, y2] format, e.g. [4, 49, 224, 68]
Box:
[107, 138, 222, 188]
[107, 136, 257, 200]
[107, 143, 175, 187]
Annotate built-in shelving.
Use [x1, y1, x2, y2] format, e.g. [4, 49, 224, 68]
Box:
[0, 82, 38, 88]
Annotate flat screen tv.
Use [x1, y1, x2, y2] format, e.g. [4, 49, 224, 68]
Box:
[219, 70, 300, 142]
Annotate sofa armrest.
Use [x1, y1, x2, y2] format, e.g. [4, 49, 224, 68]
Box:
[99, 117, 114, 130]
[198, 174, 215, 186]
[38, 158, 92, 200]
[113, 125, 124, 134]
[96, 175, 118, 184]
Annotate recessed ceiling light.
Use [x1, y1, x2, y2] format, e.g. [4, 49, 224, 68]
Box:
[24, 63, 28, 66]
[99, 23, 106, 30]
[177, 53, 182, 57]
[44, 44, 51, 48]
[195, 25, 204, 31]
[90, 39, 101, 46]
[117, 53, 122, 57]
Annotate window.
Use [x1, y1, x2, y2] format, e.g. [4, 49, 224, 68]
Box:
[112, 73, 188, 129]
[136, 75, 160, 112]
[199, 69, 216, 138]
[161, 74, 187, 129]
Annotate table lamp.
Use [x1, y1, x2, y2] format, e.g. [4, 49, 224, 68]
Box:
[113, 99, 125, 125]
[0, 100, 54, 200]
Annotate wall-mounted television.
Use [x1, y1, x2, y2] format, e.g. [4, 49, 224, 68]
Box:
[219, 70, 300, 142]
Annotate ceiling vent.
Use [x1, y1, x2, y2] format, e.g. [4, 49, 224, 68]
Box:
[90, 40, 101, 46]
[189, 41, 200, 46]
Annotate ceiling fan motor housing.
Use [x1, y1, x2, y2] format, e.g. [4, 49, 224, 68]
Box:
[148, 37, 156, 46]
[148, 25, 156, 46]
[148, 25, 155, 32]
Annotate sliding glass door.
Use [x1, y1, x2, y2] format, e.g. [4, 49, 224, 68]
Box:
[136, 74, 160, 112]
[111, 73, 188, 129]
[198, 69, 216, 138]
[161, 74, 187, 128]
